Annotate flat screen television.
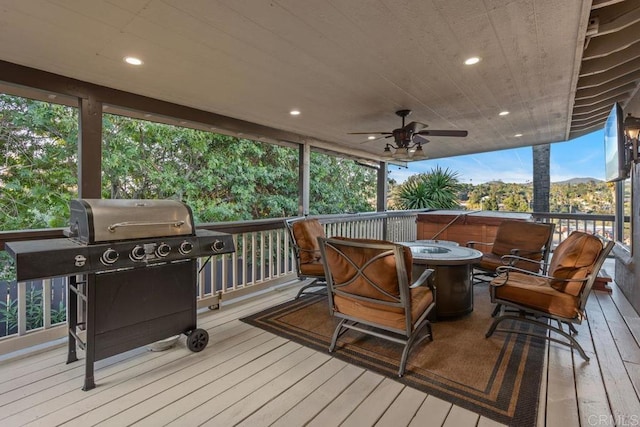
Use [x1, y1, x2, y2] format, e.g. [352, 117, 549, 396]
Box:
[604, 102, 628, 182]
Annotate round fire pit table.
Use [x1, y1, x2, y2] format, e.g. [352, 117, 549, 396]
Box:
[400, 241, 482, 320]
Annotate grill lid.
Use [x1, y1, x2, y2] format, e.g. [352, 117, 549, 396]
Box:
[66, 199, 195, 244]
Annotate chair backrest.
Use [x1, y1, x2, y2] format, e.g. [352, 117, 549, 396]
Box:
[548, 231, 613, 299]
[285, 217, 326, 268]
[318, 237, 413, 325]
[492, 220, 555, 260]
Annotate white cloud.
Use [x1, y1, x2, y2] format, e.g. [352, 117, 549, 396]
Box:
[392, 130, 606, 184]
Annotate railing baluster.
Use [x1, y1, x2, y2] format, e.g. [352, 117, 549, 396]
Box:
[198, 258, 206, 298]
[9, 210, 622, 353]
[241, 233, 248, 286]
[251, 232, 257, 286]
[17, 281, 26, 336]
[43, 278, 52, 329]
[276, 229, 283, 277]
[260, 232, 265, 283]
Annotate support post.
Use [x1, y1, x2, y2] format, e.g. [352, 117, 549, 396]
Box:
[298, 143, 311, 215]
[377, 161, 388, 212]
[78, 97, 102, 198]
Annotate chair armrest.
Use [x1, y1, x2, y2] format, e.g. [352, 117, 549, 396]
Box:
[298, 247, 320, 254]
[466, 241, 493, 249]
[495, 265, 547, 277]
[492, 265, 590, 287]
[500, 254, 544, 267]
[509, 248, 543, 257]
[410, 268, 434, 289]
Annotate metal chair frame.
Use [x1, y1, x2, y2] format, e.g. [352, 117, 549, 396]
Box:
[319, 237, 435, 376]
[486, 238, 614, 361]
[285, 217, 327, 299]
[468, 221, 556, 285]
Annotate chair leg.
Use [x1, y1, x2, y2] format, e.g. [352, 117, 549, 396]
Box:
[491, 304, 502, 317]
[398, 320, 433, 377]
[295, 279, 325, 299]
[485, 314, 589, 361]
[399, 339, 413, 377]
[329, 319, 348, 352]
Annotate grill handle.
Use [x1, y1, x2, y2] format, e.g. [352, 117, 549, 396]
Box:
[107, 220, 185, 232]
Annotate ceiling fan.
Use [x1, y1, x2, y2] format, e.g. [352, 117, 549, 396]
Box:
[349, 109, 468, 160]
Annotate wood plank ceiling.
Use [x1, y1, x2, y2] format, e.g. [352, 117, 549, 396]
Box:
[570, 0, 640, 140]
[0, 0, 638, 162]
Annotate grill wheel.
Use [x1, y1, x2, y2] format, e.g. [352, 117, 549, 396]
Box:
[186, 328, 209, 352]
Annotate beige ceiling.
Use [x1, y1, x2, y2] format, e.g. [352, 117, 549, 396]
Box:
[0, 0, 639, 162]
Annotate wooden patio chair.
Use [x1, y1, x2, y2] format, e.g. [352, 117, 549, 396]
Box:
[467, 220, 555, 285]
[285, 217, 328, 299]
[318, 237, 435, 376]
[485, 231, 614, 361]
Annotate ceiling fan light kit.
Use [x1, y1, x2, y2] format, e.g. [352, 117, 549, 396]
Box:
[350, 109, 467, 162]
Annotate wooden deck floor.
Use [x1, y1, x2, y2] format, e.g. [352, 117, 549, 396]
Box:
[1, 260, 639, 426]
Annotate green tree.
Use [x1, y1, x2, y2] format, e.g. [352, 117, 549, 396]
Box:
[310, 154, 376, 214]
[502, 193, 529, 212]
[1, 94, 377, 232]
[391, 166, 461, 209]
[0, 94, 78, 230]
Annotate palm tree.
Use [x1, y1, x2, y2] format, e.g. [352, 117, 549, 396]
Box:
[392, 166, 462, 209]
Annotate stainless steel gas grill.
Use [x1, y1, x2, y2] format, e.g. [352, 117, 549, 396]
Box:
[6, 199, 235, 391]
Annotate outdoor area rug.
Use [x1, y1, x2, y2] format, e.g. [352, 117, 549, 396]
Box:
[240, 284, 546, 426]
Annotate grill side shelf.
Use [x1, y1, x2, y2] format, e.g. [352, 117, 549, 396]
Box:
[6, 239, 93, 281]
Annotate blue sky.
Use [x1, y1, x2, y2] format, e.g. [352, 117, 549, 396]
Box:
[388, 129, 605, 184]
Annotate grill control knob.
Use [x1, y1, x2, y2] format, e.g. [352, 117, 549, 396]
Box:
[130, 245, 146, 261]
[179, 241, 193, 255]
[212, 240, 225, 252]
[101, 248, 119, 265]
[156, 243, 171, 257]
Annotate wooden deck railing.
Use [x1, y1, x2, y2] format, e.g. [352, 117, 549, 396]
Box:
[0, 211, 419, 356]
[531, 212, 619, 246]
[0, 209, 623, 357]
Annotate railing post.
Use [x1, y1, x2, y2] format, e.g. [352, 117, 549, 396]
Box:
[382, 216, 389, 240]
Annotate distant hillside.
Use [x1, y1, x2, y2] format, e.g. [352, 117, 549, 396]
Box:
[552, 177, 603, 185]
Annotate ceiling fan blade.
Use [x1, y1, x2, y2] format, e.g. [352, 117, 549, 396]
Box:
[358, 135, 390, 144]
[413, 135, 430, 145]
[416, 129, 468, 137]
[404, 121, 428, 133]
[348, 131, 393, 135]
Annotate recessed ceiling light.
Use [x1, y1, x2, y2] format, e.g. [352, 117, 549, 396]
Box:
[464, 57, 481, 65]
[290, 110, 301, 116]
[499, 111, 510, 116]
[368, 136, 376, 140]
[514, 133, 523, 137]
[124, 56, 143, 66]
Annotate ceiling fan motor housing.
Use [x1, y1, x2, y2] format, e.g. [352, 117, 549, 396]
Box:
[392, 128, 414, 147]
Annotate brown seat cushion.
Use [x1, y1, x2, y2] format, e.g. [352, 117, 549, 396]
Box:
[324, 238, 432, 331]
[292, 219, 326, 264]
[325, 237, 413, 298]
[491, 272, 580, 319]
[548, 231, 603, 296]
[334, 286, 434, 330]
[478, 252, 541, 273]
[299, 261, 325, 277]
[491, 221, 553, 261]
